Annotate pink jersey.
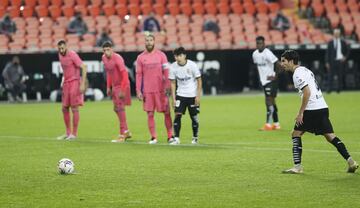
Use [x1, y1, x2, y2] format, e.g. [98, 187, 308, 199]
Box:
[59, 50, 83, 83]
[136, 49, 170, 93]
[102, 53, 130, 90]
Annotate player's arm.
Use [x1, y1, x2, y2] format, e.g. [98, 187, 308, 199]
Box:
[161, 54, 171, 95]
[170, 79, 176, 108]
[80, 63, 87, 93]
[116, 57, 128, 99]
[135, 57, 143, 100]
[195, 77, 202, 106]
[296, 85, 310, 126]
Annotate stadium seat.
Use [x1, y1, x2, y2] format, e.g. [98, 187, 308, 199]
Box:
[116, 4, 128, 17]
[255, 2, 268, 14]
[168, 3, 180, 16]
[22, 6, 34, 18]
[193, 3, 205, 15]
[49, 6, 62, 19]
[0, 0, 9, 8]
[11, 0, 22, 7]
[62, 5, 75, 18]
[103, 0, 114, 6]
[230, 2, 243, 15]
[140, 3, 152, 16]
[77, 0, 88, 6]
[64, 0, 75, 6]
[35, 5, 49, 17]
[88, 5, 101, 17]
[204, 2, 217, 15]
[180, 3, 192, 16]
[0, 6, 5, 17]
[268, 2, 280, 13]
[38, 0, 49, 6]
[51, 0, 62, 6]
[91, 0, 102, 6]
[128, 4, 140, 16]
[312, 3, 324, 17]
[75, 5, 87, 16]
[128, 0, 140, 4]
[153, 3, 166, 16]
[25, 0, 37, 7]
[8, 6, 21, 18]
[218, 2, 230, 14]
[103, 4, 116, 16]
[243, 3, 256, 15]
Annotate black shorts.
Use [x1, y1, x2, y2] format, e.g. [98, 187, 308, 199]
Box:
[294, 108, 334, 135]
[175, 96, 200, 115]
[263, 81, 278, 97]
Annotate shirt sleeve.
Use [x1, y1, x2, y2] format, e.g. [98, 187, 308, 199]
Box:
[192, 62, 201, 78]
[71, 51, 83, 69]
[252, 52, 256, 64]
[135, 56, 143, 93]
[266, 49, 278, 64]
[293, 70, 308, 90]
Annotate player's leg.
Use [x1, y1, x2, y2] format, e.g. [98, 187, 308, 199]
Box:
[189, 100, 200, 144]
[282, 130, 305, 174]
[260, 94, 274, 131]
[164, 106, 173, 141]
[147, 111, 157, 144]
[324, 133, 358, 173]
[111, 98, 131, 143]
[57, 84, 71, 140]
[68, 105, 79, 140]
[170, 96, 187, 145]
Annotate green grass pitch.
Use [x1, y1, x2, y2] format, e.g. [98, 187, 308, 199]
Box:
[0, 92, 359, 207]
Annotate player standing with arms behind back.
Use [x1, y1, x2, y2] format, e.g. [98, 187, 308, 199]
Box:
[280, 50, 358, 174]
[168, 47, 202, 145]
[56, 40, 87, 140]
[136, 34, 173, 144]
[102, 41, 132, 143]
[252, 36, 281, 131]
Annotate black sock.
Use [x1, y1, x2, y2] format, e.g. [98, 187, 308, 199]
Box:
[173, 114, 182, 137]
[190, 114, 199, 138]
[292, 137, 302, 165]
[273, 104, 279, 123]
[331, 137, 350, 160]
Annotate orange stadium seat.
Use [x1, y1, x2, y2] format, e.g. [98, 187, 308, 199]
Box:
[268, 2, 280, 13]
[62, 5, 75, 18]
[88, 5, 101, 17]
[128, 0, 140, 4]
[22, 6, 34, 18]
[218, 2, 230, 14]
[204, 2, 217, 15]
[103, 0, 114, 6]
[117, 0, 127, 4]
[64, 0, 75, 6]
[91, 0, 102, 6]
[128, 4, 140, 16]
[116, 4, 128, 17]
[193, 3, 205, 15]
[77, 0, 88, 6]
[142, 0, 151, 4]
[75, 5, 87, 16]
[51, 0, 62, 6]
[180, 3, 192, 16]
[168, 3, 180, 16]
[243, 2, 256, 15]
[49, 6, 62, 19]
[103, 4, 115, 16]
[255, 2, 268, 14]
[11, 0, 22, 7]
[0, 6, 6, 17]
[155, 0, 166, 4]
[25, 0, 37, 7]
[230, 2, 243, 15]
[0, 0, 9, 8]
[140, 3, 152, 16]
[153, 3, 166, 16]
[8, 6, 21, 18]
[38, 0, 49, 6]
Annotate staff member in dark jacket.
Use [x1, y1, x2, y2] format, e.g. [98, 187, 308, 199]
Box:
[2, 56, 26, 102]
[325, 29, 350, 93]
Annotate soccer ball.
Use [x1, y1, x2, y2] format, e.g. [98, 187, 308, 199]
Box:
[58, 158, 74, 174]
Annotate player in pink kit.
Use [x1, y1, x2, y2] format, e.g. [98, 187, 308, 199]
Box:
[56, 40, 87, 140]
[136, 34, 173, 144]
[102, 41, 132, 143]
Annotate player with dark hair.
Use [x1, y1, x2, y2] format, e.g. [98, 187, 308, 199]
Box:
[136, 34, 173, 144]
[280, 50, 358, 174]
[252, 36, 281, 131]
[56, 40, 87, 140]
[102, 41, 132, 142]
[168, 47, 202, 145]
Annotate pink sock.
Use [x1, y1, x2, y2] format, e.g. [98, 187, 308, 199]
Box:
[62, 107, 71, 136]
[71, 107, 79, 136]
[115, 105, 128, 135]
[164, 111, 173, 138]
[147, 111, 157, 139]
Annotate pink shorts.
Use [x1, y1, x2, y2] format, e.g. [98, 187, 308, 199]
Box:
[62, 80, 84, 107]
[143, 92, 170, 112]
[112, 86, 131, 110]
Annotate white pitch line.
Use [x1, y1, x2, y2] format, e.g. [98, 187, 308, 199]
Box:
[0, 135, 360, 154]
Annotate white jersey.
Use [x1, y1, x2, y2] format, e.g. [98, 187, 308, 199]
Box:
[169, 59, 201, 98]
[293, 66, 328, 110]
[252, 48, 278, 86]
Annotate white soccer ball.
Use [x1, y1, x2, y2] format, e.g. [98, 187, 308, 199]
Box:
[58, 158, 74, 174]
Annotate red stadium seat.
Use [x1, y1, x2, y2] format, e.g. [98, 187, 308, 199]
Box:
[204, 2, 217, 15]
[116, 4, 128, 17]
[103, 0, 114, 6]
[103, 4, 116, 16]
[128, 3, 140, 16]
[25, 0, 37, 7]
[153, 3, 166, 16]
[11, 0, 22, 7]
[38, 0, 49, 6]
[64, 0, 75, 6]
[8, 6, 21, 18]
[243, 3, 256, 15]
[62, 5, 75, 18]
[0, 6, 6, 17]
[0, 0, 9, 8]
[218, 3, 230, 14]
[168, 3, 180, 16]
[75, 5, 87, 16]
[117, 0, 127, 4]
[77, 0, 88, 6]
[255, 2, 268, 14]
[312, 3, 324, 17]
[91, 0, 102, 6]
[128, 0, 139, 4]
[49, 6, 61, 19]
[268, 2, 280, 13]
[230, 2, 243, 15]
[88, 5, 101, 17]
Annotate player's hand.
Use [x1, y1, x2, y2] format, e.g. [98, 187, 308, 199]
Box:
[267, 75, 276, 81]
[80, 82, 86, 93]
[136, 91, 143, 101]
[107, 88, 112, 96]
[295, 113, 304, 127]
[195, 96, 200, 106]
[118, 90, 125, 99]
